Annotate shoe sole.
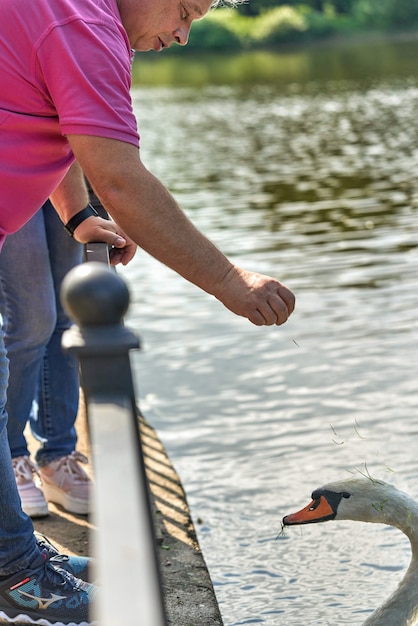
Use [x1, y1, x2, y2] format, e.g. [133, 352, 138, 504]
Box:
[41, 483, 90, 516]
[0, 610, 94, 625]
[21, 504, 49, 519]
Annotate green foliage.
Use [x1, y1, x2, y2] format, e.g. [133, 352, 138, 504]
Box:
[237, 0, 357, 16]
[236, 0, 418, 28]
[252, 7, 308, 44]
[353, 0, 418, 28]
[298, 4, 335, 37]
[352, 0, 386, 27]
[211, 9, 256, 47]
[187, 11, 241, 50]
[391, 0, 418, 27]
[180, 0, 418, 52]
[188, 7, 309, 50]
[300, 3, 358, 37]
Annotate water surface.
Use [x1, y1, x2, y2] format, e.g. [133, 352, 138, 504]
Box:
[121, 36, 418, 624]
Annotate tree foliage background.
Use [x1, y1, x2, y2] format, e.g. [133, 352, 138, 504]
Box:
[237, 0, 418, 27]
[180, 0, 418, 52]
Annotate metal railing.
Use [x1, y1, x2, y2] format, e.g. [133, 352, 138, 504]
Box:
[61, 243, 167, 626]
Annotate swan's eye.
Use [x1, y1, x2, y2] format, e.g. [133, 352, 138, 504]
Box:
[341, 492, 351, 499]
[308, 498, 321, 511]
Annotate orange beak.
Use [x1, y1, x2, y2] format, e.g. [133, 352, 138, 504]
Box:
[283, 495, 336, 526]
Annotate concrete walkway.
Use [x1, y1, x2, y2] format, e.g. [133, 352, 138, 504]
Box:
[29, 398, 224, 626]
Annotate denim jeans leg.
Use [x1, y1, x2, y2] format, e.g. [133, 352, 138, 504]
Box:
[0, 328, 39, 575]
[0, 209, 56, 459]
[32, 201, 83, 466]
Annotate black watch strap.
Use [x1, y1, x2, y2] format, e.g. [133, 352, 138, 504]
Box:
[64, 204, 99, 237]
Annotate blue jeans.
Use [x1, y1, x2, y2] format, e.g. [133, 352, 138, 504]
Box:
[0, 334, 39, 574]
[0, 201, 83, 466]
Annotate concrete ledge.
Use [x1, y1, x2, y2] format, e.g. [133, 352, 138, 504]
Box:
[141, 417, 223, 625]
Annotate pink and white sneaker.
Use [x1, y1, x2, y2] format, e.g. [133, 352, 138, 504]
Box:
[12, 456, 49, 518]
[39, 451, 92, 515]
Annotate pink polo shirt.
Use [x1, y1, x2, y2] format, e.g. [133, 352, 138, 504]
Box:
[0, 0, 139, 246]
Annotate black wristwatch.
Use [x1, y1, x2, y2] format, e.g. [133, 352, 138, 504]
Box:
[64, 204, 99, 237]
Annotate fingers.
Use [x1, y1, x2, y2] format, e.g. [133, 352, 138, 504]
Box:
[73, 217, 137, 265]
[109, 233, 137, 266]
[247, 309, 267, 326]
[264, 284, 295, 325]
[73, 216, 119, 244]
[246, 294, 294, 327]
[278, 285, 295, 316]
[243, 275, 296, 327]
[218, 267, 296, 326]
[253, 298, 289, 327]
[250, 282, 295, 327]
[109, 242, 137, 266]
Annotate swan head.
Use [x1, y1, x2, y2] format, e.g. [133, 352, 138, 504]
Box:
[282, 478, 409, 527]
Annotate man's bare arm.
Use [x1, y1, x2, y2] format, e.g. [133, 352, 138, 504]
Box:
[49, 161, 137, 265]
[49, 161, 89, 216]
[67, 134, 295, 326]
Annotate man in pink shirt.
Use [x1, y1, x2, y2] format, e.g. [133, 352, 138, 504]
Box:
[0, 0, 295, 623]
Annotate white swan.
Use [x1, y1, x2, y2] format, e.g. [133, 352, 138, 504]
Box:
[282, 478, 418, 626]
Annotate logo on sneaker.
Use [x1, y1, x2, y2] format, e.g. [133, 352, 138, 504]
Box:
[16, 590, 66, 609]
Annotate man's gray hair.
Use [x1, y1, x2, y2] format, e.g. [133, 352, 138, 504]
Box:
[211, 0, 246, 7]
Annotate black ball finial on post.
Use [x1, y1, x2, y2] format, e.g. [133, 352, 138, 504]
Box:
[61, 261, 140, 399]
[61, 262, 130, 327]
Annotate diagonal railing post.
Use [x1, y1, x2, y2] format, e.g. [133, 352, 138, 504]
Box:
[61, 259, 167, 626]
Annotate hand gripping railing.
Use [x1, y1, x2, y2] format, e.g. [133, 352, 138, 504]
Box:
[61, 243, 167, 626]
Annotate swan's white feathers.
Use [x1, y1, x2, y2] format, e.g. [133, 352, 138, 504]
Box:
[319, 478, 418, 538]
[284, 477, 418, 626]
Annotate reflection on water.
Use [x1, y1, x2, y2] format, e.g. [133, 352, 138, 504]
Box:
[132, 33, 418, 86]
[122, 37, 418, 625]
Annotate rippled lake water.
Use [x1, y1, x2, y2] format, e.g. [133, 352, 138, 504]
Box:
[120, 39, 418, 624]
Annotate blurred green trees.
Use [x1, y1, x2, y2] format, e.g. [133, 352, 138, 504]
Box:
[181, 0, 418, 51]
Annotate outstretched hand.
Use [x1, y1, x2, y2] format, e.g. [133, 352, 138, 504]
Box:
[72, 216, 137, 266]
[215, 266, 295, 326]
